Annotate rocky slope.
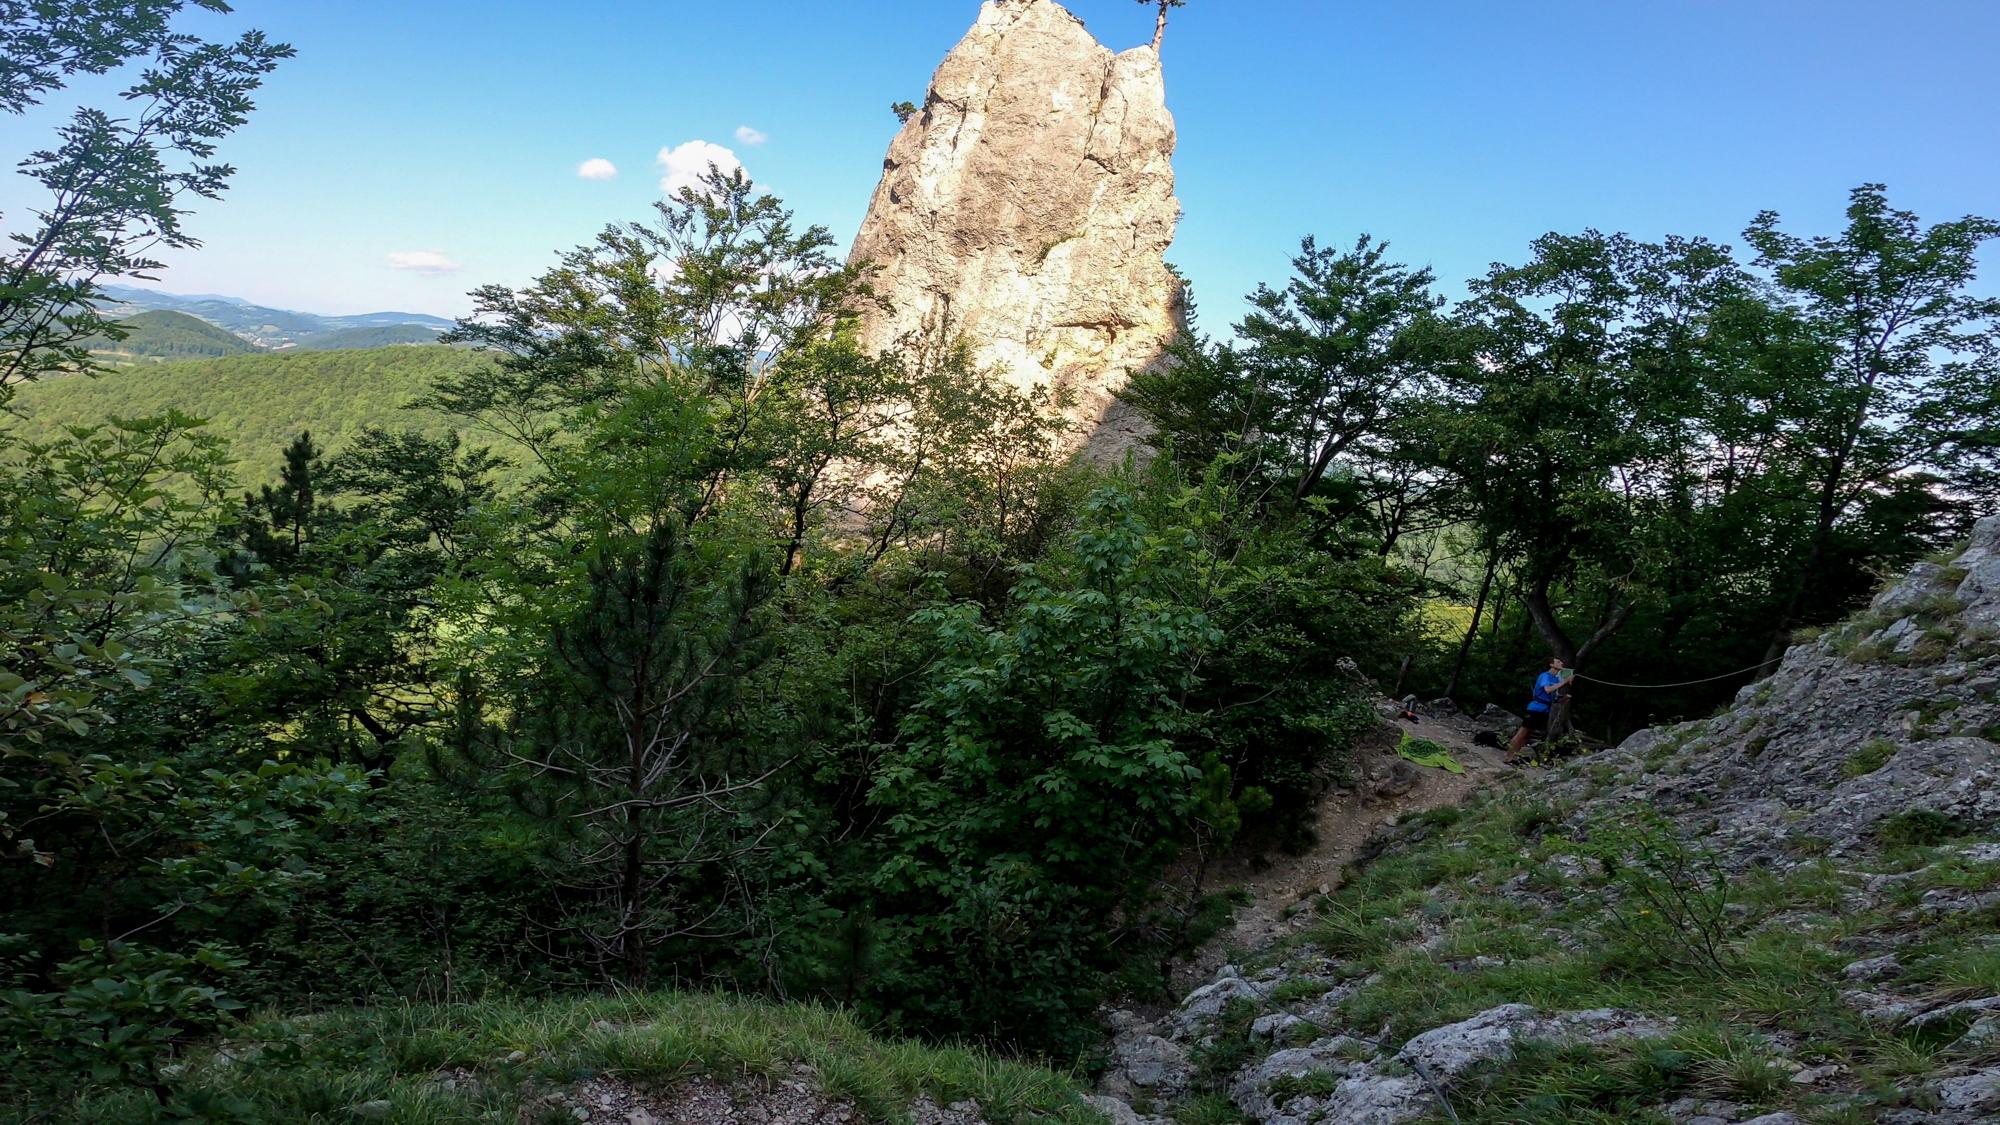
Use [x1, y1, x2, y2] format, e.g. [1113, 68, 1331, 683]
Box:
[1101, 521, 2000, 1125]
[848, 0, 1182, 460]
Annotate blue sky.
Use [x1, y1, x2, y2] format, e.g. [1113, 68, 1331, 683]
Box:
[1, 0, 1994, 324]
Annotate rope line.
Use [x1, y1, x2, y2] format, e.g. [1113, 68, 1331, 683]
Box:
[1225, 972, 1463, 1125]
[1572, 660, 1769, 690]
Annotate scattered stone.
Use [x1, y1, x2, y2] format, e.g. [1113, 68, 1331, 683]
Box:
[1935, 1067, 2000, 1116]
[1097, 1033, 1193, 1101]
[553, 1076, 855, 1125]
[1165, 976, 1262, 1037]
[1376, 760, 1421, 798]
[1250, 1012, 1303, 1040]
[1906, 995, 2000, 1030]
[1662, 1099, 1747, 1125]
[1085, 1096, 1170, 1125]
[910, 1098, 987, 1125]
[1843, 989, 1928, 1025]
[1228, 1038, 1373, 1114]
[1548, 853, 1603, 881]
[1951, 1015, 2000, 1053]
[1841, 953, 1904, 982]
[1740, 1115, 1806, 1125]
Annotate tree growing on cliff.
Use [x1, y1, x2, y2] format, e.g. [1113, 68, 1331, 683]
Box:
[1136, 0, 1185, 50]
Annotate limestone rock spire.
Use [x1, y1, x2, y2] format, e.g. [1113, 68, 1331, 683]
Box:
[847, 0, 1182, 459]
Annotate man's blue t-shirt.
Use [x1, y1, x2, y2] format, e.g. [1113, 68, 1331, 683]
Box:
[1527, 671, 1563, 712]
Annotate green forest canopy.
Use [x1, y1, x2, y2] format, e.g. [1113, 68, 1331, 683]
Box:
[8, 345, 507, 483]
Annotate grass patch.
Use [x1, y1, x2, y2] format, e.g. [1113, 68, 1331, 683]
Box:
[1842, 739, 1898, 778]
[1188, 999, 1264, 1088]
[1877, 809, 1969, 848]
[5, 992, 1100, 1125]
[1172, 1091, 1247, 1125]
[1264, 1070, 1342, 1104]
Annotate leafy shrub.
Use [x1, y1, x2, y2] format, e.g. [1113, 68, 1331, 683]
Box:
[0, 941, 247, 1109]
[1582, 815, 1738, 978]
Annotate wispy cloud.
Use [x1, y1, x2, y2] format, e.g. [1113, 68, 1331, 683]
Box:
[656, 140, 743, 196]
[386, 250, 462, 275]
[576, 157, 617, 180]
[734, 125, 768, 146]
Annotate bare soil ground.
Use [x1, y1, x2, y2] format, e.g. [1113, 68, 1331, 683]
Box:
[1173, 700, 1530, 989]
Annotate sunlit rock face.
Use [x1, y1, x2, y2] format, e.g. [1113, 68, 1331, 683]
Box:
[848, 0, 1182, 460]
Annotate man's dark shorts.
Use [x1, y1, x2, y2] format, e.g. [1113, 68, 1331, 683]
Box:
[1522, 709, 1549, 734]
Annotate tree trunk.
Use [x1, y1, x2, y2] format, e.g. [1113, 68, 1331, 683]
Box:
[1758, 461, 1844, 677]
[1521, 579, 1632, 740]
[1760, 363, 1879, 677]
[1444, 550, 1498, 699]
[1152, 1, 1168, 50]
[621, 829, 647, 988]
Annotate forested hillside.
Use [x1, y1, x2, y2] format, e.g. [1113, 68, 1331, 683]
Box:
[297, 323, 442, 350]
[98, 284, 455, 350]
[9, 345, 503, 482]
[84, 310, 260, 363]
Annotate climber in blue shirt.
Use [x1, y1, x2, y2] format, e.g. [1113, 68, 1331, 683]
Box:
[1508, 657, 1570, 761]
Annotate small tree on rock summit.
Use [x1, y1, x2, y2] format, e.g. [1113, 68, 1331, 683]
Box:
[1138, 0, 1185, 50]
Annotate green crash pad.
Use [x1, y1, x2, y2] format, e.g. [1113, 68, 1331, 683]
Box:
[1397, 733, 1464, 774]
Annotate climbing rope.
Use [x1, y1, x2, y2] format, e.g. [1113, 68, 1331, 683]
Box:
[1572, 659, 1770, 690]
[1224, 972, 1464, 1125]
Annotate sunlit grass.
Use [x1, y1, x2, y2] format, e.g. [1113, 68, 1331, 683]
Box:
[10, 991, 1100, 1125]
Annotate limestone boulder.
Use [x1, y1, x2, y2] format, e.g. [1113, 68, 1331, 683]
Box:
[848, 0, 1181, 460]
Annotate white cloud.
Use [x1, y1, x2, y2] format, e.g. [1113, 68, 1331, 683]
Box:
[656, 139, 743, 197]
[385, 250, 462, 276]
[576, 157, 617, 180]
[734, 125, 768, 146]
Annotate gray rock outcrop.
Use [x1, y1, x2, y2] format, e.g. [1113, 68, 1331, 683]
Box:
[1557, 515, 2000, 863]
[1100, 955, 1677, 1125]
[847, 0, 1182, 460]
[1394, 1003, 1674, 1082]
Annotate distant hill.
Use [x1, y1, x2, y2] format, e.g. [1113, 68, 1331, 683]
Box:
[87, 310, 262, 363]
[96, 285, 457, 351]
[6, 346, 514, 486]
[299, 324, 443, 350]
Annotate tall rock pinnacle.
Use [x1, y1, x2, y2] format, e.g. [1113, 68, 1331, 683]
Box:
[848, 0, 1182, 458]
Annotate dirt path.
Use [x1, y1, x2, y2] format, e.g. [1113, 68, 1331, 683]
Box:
[1173, 700, 1525, 988]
